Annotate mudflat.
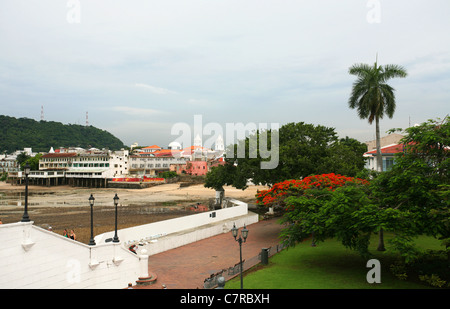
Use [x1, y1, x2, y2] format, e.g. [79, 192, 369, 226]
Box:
[0, 182, 266, 244]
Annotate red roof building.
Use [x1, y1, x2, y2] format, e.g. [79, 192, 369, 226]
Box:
[363, 143, 405, 171]
[364, 143, 405, 155]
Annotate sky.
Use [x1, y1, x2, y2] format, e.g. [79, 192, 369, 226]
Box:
[1, 0, 449, 148]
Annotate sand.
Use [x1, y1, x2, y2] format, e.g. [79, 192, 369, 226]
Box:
[0, 181, 268, 244]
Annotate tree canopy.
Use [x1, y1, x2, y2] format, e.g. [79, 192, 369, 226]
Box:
[204, 122, 367, 190]
[371, 117, 449, 259]
[257, 118, 449, 283]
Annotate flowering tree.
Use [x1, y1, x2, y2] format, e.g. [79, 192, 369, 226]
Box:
[256, 173, 375, 257]
[256, 173, 369, 210]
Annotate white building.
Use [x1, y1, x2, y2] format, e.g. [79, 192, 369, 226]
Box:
[129, 154, 186, 176]
[0, 155, 19, 173]
[363, 143, 404, 172]
[64, 149, 129, 179]
[35, 148, 129, 186]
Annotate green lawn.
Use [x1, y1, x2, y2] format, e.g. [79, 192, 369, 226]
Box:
[225, 234, 443, 289]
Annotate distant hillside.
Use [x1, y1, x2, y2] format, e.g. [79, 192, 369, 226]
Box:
[0, 115, 126, 153]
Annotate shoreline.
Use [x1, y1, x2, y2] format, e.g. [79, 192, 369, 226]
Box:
[0, 181, 267, 244]
[0, 181, 267, 208]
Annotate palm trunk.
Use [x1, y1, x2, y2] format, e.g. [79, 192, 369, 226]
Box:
[375, 116, 386, 251]
[375, 116, 383, 172]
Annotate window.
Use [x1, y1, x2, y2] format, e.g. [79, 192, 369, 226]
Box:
[383, 157, 395, 171]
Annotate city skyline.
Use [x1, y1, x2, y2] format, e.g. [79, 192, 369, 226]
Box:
[1, 1, 449, 147]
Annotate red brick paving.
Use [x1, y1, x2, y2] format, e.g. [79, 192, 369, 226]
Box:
[136, 218, 284, 289]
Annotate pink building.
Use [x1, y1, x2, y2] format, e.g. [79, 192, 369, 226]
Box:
[185, 161, 208, 176]
[170, 158, 225, 176]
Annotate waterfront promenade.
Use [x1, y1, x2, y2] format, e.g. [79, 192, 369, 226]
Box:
[135, 217, 284, 289]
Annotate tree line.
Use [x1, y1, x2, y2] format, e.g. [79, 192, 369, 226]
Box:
[0, 115, 125, 153]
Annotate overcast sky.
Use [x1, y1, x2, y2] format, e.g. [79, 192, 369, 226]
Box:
[1, 0, 449, 148]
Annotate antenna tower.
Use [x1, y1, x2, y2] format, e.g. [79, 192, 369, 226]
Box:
[41, 105, 44, 121]
[86, 111, 89, 127]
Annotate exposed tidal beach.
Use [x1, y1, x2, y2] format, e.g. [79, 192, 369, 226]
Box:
[0, 182, 266, 244]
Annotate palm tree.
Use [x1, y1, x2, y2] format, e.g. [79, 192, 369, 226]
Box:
[348, 57, 407, 250]
[348, 58, 407, 172]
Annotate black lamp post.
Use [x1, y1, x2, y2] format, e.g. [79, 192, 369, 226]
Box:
[113, 194, 120, 243]
[21, 163, 31, 222]
[231, 223, 249, 289]
[88, 194, 96, 246]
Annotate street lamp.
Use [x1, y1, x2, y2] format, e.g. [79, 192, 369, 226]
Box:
[21, 163, 31, 222]
[88, 194, 96, 246]
[113, 194, 120, 243]
[231, 223, 249, 289]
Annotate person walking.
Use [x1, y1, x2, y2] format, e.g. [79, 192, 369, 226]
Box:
[63, 229, 68, 238]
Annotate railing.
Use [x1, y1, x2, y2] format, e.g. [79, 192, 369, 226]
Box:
[203, 243, 286, 289]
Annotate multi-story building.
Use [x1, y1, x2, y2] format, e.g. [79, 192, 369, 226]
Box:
[65, 149, 129, 179]
[39, 153, 78, 170]
[129, 151, 186, 176]
[1, 148, 37, 173]
[0, 155, 19, 173]
[34, 148, 129, 187]
[138, 145, 162, 156]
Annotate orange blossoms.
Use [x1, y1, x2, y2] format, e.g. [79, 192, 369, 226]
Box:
[256, 173, 369, 208]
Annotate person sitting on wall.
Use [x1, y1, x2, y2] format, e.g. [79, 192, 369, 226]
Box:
[69, 229, 77, 240]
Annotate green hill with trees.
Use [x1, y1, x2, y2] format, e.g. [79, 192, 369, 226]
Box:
[0, 115, 126, 153]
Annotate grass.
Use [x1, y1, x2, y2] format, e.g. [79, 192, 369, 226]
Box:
[225, 234, 444, 289]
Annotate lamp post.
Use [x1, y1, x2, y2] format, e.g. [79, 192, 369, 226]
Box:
[113, 194, 120, 243]
[88, 194, 96, 246]
[231, 223, 249, 289]
[21, 163, 31, 222]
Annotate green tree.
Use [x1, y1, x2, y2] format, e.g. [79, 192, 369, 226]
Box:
[16, 152, 30, 169]
[371, 117, 450, 261]
[205, 122, 367, 193]
[204, 164, 239, 191]
[24, 153, 42, 171]
[281, 184, 378, 258]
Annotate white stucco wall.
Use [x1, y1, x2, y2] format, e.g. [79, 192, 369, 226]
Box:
[95, 200, 259, 256]
[0, 221, 142, 289]
[0, 199, 258, 289]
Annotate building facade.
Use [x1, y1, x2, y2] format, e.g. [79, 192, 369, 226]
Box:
[129, 155, 187, 176]
[0, 155, 19, 173]
[363, 143, 404, 171]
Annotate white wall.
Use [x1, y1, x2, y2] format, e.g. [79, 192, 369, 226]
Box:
[0, 199, 258, 289]
[95, 200, 259, 256]
[0, 221, 142, 289]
